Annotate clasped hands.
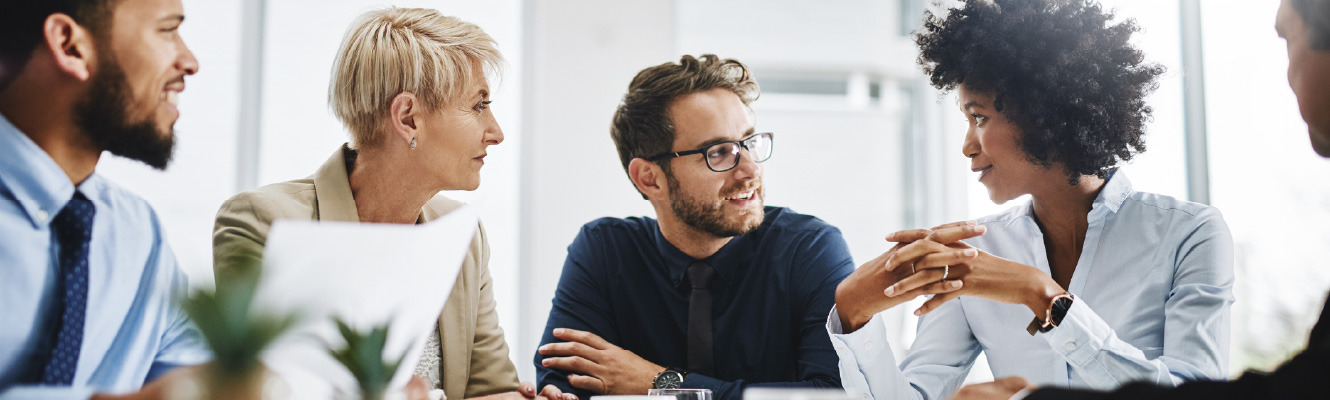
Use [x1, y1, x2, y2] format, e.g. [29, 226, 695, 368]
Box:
[835, 221, 1064, 400]
[539, 328, 664, 396]
[835, 220, 1064, 333]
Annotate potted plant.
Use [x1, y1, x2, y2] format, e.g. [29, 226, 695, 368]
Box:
[181, 264, 297, 399]
[327, 318, 410, 400]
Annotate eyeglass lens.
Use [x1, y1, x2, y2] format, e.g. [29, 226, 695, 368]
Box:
[704, 133, 773, 172]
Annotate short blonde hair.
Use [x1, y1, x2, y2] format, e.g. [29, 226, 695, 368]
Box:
[329, 7, 503, 147]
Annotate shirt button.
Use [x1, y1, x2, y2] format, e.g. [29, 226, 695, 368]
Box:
[860, 394, 870, 399]
[1065, 342, 1077, 351]
[864, 341, 873, 349]
[35, 209, 49, 223]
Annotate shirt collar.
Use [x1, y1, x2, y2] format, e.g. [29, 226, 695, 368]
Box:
[0, 113, 77, 228]
[1093, 170, 1132, 214]
[653, 224, 749, 287]
[1004, 170, 1133, 225]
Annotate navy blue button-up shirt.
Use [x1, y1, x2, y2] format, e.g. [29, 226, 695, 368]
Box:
[536, 207, 854, 400]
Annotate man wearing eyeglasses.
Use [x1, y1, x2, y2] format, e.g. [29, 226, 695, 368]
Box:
[533, 54, 853, 400]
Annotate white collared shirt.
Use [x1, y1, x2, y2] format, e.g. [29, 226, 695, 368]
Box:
[828, 172, 1234, 400]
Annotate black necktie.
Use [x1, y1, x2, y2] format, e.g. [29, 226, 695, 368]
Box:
[686, 261, 715, 376]
[29, 193, 95, 385]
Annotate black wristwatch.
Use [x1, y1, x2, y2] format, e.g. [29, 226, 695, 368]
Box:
[653, 367, 687, 389]
[1027, 293, 1075, 335]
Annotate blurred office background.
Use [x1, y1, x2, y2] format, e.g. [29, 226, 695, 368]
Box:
[99, 0, 1330, 383]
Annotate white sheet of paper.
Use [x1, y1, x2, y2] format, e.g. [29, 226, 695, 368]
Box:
[252, 206, 477, 399]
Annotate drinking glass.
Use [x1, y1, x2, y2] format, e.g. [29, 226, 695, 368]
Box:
[647, 388, 713, 400]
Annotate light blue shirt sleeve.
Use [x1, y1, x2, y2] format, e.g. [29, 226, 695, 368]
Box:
[829, 301, 981, 400]
[145, 242, 210, 380]
[1040, 206, 1233, 388]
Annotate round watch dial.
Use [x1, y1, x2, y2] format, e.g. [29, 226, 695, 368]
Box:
[653, 370, 684, 389]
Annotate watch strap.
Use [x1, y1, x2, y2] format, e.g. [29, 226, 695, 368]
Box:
[1026, 293, 1074, 335]
[652, 368, 687, 389]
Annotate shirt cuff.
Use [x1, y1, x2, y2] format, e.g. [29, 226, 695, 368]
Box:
[1041, 297, 1111, 369]
[826, 306, 889, 365]
[827, 306, 903, 400]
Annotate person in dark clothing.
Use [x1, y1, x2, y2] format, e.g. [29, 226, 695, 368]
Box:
[951, 0, 1330, 398]
[533, 55, 853, 400]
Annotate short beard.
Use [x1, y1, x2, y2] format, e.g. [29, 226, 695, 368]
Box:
[73, 49, 175, 170]
[664, 169, 764, 238]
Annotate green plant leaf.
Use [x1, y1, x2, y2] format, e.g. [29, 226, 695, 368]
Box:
[180, 260, 299, 380]
[327, 317, 410, 400]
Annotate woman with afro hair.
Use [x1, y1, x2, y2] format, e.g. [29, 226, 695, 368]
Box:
[829, 0, 1234, 398]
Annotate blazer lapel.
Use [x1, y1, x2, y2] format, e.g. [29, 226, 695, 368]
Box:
[312, 144, 361, 223]
[423, 196, 473, 397]
[315, 150, 480, 396]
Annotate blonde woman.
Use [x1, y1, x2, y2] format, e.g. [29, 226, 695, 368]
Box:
[212, 8, 570, 400]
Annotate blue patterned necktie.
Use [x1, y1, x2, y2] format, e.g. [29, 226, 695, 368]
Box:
[36, 192, 95, 385]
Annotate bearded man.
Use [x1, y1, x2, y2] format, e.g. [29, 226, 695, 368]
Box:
[0, 0, 209, 398]
[533, 54, 852, 400]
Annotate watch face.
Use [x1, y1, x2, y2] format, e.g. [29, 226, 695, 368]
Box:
[653, 370, 684, 389]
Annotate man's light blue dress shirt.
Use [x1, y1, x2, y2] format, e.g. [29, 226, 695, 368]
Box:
[0, 115, 209, 399]
[828, 172, 1234, 400]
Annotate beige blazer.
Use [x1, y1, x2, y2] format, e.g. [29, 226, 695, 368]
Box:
[212, 144, 520, 399]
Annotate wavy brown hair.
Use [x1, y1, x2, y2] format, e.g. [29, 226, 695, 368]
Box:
[610, 54, 759, 198]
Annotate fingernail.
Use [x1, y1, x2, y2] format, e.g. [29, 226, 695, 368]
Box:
[949, 280, 962, 288]
[964, 249, 977, 256]
[974, 225, 986, 234]
[967, 220, 978, 225]
[914, 308, 923, 316]
[884, 286, 895, 296]
[542, 359, 550, 365]
[538, 344, 548, 351]
[553, 328, 564, 335]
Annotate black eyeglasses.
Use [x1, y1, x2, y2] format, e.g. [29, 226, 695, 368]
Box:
[646, 132, 774, 172]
